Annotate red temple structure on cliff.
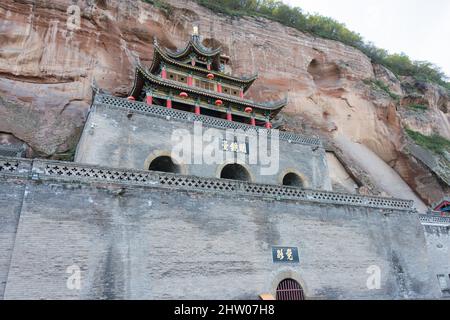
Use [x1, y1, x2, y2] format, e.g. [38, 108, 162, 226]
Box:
[127, 29, 287, 128]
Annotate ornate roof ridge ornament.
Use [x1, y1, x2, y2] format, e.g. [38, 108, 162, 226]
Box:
[156, 31, 221, 59]
[192, 25, 199, 36]
[432, 197, 450, 213]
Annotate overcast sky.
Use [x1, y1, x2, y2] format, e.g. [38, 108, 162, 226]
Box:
[285, 0, 450, 78]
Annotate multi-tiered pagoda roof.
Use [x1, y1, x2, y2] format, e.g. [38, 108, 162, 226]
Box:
[128, 32, 287, 127]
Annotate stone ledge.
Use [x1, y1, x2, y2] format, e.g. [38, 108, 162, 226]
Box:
[95, 94, 323, 147]
[419, 215, 450, 226]
[0, 158, 32, 177]
[0, 156, 415, 212]
[0, 144, 27, 158]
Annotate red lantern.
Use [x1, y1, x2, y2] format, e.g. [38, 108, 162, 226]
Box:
[265, 121, 272, 129]
[179, 92, 188, 98]
[207, 73, 214, 80]
[245, 107, 253, 113]
[215, 99, 223, 106]
[127, 96, 135, 101]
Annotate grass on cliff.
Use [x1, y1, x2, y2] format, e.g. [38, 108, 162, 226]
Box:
[142, 0, 172, 14]
[364, 79, 400, 101]
[406, 128, 450, 155]
[406, 104, 428, 112]
[186, 0, 450, 91]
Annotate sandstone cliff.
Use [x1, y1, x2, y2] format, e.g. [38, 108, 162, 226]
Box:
[0, 0, 448, 210]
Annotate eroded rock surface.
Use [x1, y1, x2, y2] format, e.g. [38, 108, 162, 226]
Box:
[0, 0, 448, 208]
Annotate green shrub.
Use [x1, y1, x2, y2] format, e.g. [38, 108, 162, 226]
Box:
[405, 128, 450, 155]
[406, 104, 428, 112]
[142, 0, 172, 14]
[185, 0, 449, 90]
[364, 79, 400, 101]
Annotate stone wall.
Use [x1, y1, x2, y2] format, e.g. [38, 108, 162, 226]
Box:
[1, 0, 448, 207]
[75, 94, 332, 190]
[0, 157, 441, 299]
[0, 176, 25, 297]
[421, 216, 450, 298]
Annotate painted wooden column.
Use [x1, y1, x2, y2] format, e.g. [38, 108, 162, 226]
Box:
[187, 73, 193, 86]
[166, 96, 172, 109]
[226, 108, 232, 121]
[146, 91, 153, 105]
[250, 115, 256, 126]
[195, 100, 201, 115]
[217, 82, 222, 93]
[265, 121, 272, 129]
[161, 65, 167, 79]
[240, 88, 244, 99]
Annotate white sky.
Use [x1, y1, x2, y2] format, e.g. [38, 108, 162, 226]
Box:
[284, 0, 450, 78]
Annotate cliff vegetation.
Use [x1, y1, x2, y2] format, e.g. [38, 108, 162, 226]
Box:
[193, 0, 450, 91]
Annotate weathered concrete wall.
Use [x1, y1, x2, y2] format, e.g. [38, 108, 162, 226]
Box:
[0, 177, 24, 297]
[423, 223, 450, 298]
[75, 102, 332, 190]
[1, 174, 439, 300]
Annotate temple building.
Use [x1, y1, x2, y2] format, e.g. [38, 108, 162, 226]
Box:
[0, 30, 449, 300]
[74, 30, 331, 190]
[433, 197, 450, 215]
[129, 34, 284, 128]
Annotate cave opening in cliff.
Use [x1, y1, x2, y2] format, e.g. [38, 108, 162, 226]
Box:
[282, 172, 304, 188]
[220, 164, 251, 182]
[307, 59, 341, 88]
[148, 156, 181, 174]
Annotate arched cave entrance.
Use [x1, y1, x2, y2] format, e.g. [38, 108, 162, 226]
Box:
[282, 172, 304, 188]
[148, 156, 180, 174]
[307, 59, 341, 88]
[220, 164, 251, 182]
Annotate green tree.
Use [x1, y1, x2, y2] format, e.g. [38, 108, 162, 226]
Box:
[187, 0, 450, 91]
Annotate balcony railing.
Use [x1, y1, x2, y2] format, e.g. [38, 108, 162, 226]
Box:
[0, 157, 415, 212]
[96, 94, 322, 147]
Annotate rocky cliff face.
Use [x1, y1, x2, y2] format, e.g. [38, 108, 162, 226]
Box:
[0, 0, 448, 209]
